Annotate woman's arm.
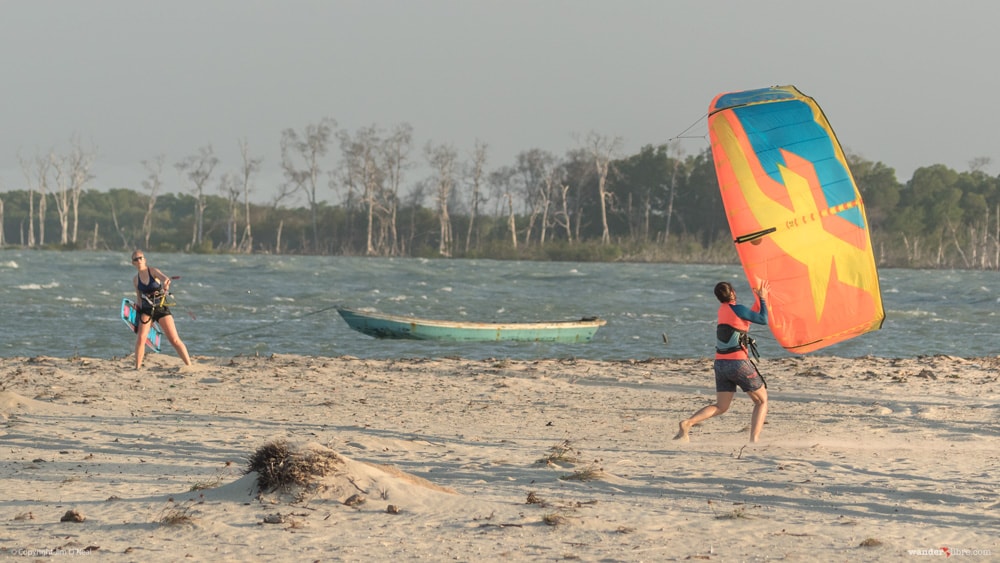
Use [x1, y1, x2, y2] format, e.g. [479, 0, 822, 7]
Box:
[731, 299, 768, 325]
[150, 268, 171, 292]
[738, 280, 770, 325]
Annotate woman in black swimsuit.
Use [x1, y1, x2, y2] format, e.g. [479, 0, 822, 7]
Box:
[131, 251, 191, 369]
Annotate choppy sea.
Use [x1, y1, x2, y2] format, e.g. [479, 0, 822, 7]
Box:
[1, 251, 996, 361]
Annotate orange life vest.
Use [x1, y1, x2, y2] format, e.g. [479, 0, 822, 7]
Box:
[715, 302, 752, 360]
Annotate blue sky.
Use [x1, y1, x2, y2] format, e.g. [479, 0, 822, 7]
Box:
[2, 0, 996, 202]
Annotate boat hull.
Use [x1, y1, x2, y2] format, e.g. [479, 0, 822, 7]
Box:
[337, 308, 606, 343]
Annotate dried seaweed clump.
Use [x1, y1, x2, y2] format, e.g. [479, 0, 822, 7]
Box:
[245, 440, 344, 492]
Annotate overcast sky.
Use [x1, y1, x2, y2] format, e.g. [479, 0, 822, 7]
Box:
[2, 0, 997, 203]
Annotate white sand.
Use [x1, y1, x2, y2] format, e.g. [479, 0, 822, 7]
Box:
[1, 353, 997, 561]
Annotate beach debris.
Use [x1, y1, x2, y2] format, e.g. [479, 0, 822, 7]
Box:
[245, 439, 345, 492]
[559, 465, 606, 482]
[60, 509, 86, 523]
[796, 366, 832, 378]
[344, 494, 365, 507]
[526, 492, 544, 505]
[542, 512, 568, 526]
[262, 513, 286, 524]
[157, 504, 195, 526]
[537, 439, 580, 465]
[386, 504, 400, 514]
[859, 537, 883, 547]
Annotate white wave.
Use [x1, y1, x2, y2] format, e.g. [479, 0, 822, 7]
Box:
[17, 281, 60, 290]
[1, 261, 18, 269]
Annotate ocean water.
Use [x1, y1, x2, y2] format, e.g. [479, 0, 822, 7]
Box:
[1, 250, 997, 361]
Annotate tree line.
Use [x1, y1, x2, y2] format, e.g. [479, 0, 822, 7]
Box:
[1, 124, 998, 270]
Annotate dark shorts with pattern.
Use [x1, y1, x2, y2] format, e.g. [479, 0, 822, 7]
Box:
[139, 304, 173, 323]
[714, 359, 763, 393]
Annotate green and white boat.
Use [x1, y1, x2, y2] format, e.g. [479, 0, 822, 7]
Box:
[337, 308, 606, 343]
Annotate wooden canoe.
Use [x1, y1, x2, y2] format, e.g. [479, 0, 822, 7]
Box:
[337, 308, 606, 343]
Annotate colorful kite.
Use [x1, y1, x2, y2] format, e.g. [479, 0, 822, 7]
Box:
[708, 85, 884, 353]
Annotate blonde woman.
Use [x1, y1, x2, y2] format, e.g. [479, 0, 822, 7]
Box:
[131, 251, 191, 369]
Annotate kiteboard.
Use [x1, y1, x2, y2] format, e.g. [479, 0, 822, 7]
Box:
[121, 297, 162, 352]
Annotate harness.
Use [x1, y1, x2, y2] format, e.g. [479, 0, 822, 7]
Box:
[716, 325, 759, 363]
[137, 269, 174, 324]
[715, 302, 766, 388]
[716, 303, 751, 358]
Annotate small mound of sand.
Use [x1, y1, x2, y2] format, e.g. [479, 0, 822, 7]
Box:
[0, 390, 58, 420]
[243, 440, 455, 506]
[0, 390, 34, 415]
[0, 389, 88, 421]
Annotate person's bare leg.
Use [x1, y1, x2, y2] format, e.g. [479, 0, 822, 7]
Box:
[157, 315, 191, 366]
[747, 387, 768, 443]
[135, 316, 151, 369]
[674, 392, 735, 441]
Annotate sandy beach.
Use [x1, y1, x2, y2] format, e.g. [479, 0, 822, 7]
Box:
[1, 353, 997, 561]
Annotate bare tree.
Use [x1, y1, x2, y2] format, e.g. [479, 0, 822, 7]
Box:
[67, 137, 95, 244]
[176, 145, 219, 249]
[218, 172, 240, 249]
[50, 139, 95, 246]
[505, 193, 517, 250]
[37, 159, 47, 246]
[554, 181, 573, 244]
[560, 148, 592, 242]
[582, 132, 623, 244]
[140, 155, 165, 249]
[426, 142, 457, 257]
[381, 123, 413, 255]
[237, 139, 262, 253]
[339, 125, 384, 255]
[514, 149, 557, 246]
[51, 151, 72, 245]
[488, 166, 518, 249]
[0, 196, 4, 247]
[968, 156, 991, 173]
[280, 118, 336, 252]
[464, 140, 488, 253]
[19, 153, 52, 247]
[402, 180, 429, 255]
[539, 161, 566, 245]
[109, 200, 130, 250]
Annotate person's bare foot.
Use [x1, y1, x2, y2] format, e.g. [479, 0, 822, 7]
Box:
[673, 420, 691, 442]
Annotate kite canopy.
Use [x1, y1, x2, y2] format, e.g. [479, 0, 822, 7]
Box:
[708, 85, 884, 354]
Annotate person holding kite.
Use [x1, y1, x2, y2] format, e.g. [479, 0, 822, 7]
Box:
[675, 279, 770, 443]
[131, 250, 191, 370]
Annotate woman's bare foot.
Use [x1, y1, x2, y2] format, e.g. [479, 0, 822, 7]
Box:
[673, 420, 691, 442]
